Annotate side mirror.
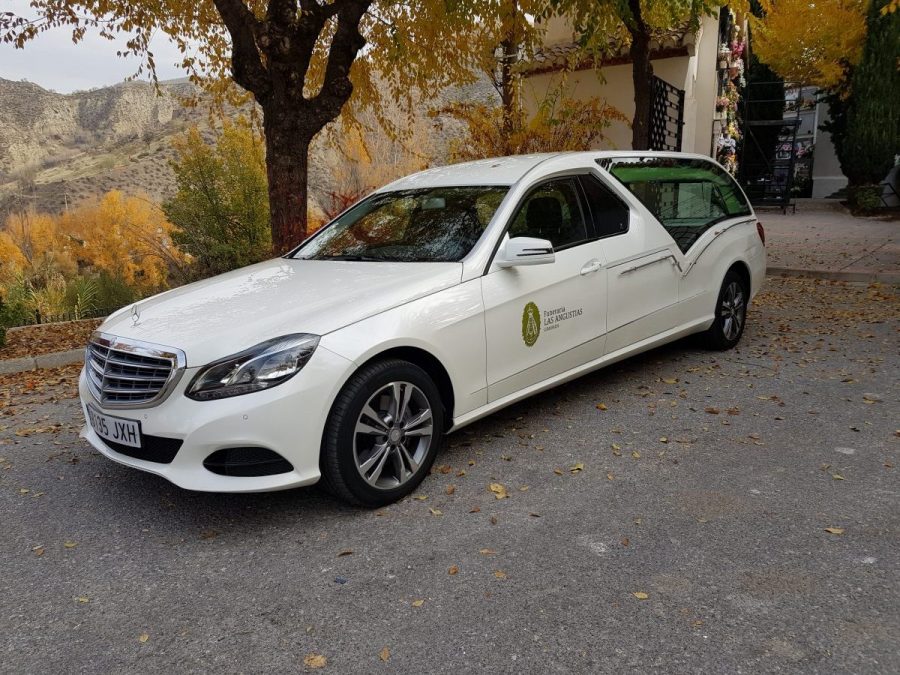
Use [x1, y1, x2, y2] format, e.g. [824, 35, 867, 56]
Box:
[496, 237, 555, 268]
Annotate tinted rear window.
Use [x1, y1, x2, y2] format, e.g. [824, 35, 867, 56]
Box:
[603, 157, 751, 252]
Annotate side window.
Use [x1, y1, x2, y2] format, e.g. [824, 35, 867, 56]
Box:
[578, 174, 630, 237]
[508, 179, 589, 250]
[605, 157, 752, 253]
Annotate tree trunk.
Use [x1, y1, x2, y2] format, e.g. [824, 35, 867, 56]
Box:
[627, 0, 653, 150]
[263, 107, 314, 254]
[498, 0, 520, 139]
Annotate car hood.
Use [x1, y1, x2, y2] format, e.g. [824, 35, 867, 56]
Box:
[98, 258, 462, 366]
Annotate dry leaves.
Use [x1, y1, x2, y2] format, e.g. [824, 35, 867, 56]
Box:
[304, 654, 327, 669]
[379, 646, 391, 662]
[489, 483, 508, 499]
[824, 527, 845, 535]
[448, 565, 459, 575]
[595, 403, 608, 411]
[411, 599, 425, 607]
[632, 592, 649, 600]
[138, 633, 149, 644]
[494, 570, 507, 579]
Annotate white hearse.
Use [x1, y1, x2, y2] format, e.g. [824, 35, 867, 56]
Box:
[80, 152, 766, 506]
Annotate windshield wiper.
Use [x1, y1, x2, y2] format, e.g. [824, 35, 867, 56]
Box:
[319, 254, 385, 262]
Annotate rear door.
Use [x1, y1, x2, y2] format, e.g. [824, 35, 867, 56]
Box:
[579, 171, 684, 354]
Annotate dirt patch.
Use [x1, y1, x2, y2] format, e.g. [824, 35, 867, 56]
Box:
[0, 319, 102, 361]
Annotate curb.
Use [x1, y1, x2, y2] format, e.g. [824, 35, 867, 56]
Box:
[766, 267, 900, 284]
[0, 349, 84, 376]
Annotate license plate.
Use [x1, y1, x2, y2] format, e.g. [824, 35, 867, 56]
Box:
[87, 405, 142, 449]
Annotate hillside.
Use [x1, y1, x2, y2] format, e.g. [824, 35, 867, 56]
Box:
[0, 76, 493, 218]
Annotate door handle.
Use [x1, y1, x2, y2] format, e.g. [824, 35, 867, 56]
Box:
[580, 259, 603, 276]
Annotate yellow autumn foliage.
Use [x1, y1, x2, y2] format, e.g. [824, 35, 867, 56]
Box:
[1, 191, 181, 300]
[751, 0, 869, 89]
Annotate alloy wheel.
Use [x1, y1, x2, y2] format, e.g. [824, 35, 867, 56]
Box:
[353, 381, 434, 489]
[720, 280, 745, 341]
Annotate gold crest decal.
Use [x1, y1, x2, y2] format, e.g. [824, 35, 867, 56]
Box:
[522, 302, 540, 347]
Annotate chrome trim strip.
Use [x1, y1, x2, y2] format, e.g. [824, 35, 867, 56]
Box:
[617, 253, 677, 276]
[86, 332, 186, 410]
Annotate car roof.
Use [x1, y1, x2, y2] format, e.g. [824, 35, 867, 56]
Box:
[378, 151, 721, 191]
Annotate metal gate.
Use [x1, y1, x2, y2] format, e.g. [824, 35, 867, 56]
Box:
[649, 76, 685, 152]
[738, 81, 806, 212]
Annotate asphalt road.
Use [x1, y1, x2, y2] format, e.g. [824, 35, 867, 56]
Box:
[1, 277, 897, 674]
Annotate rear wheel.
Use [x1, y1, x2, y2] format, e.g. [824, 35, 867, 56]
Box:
[701, 270, 748, 350]
[320, 359, 443, 507]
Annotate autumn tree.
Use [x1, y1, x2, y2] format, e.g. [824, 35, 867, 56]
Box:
[1, 2, 491, 253]
[164, 122, 272, 278]
[442, 82, 627, 160]
[548, 0, 730, 149]
[751, 0, 868, 89]
[0, 192, 180, 327]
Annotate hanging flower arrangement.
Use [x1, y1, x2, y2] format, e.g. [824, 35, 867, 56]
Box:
[715, 11, 747, 175]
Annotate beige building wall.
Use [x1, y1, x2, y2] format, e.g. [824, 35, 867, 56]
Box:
[523, 14, 721, 156]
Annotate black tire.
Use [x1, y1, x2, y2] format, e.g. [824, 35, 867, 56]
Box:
[320, 359, 444, 507]
[701, 269, 749, 350]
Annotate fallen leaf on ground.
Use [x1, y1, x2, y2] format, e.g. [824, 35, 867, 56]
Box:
[607, 472, 614, 480]
[379, 646, 390, 662]
[824, 527, 845, 535]
[553, 468, 563, 475]
[76, 596, 89, 603]
[632, 592, 649, 600]
[411, 599, 425, 607]
[832, 473, 845, 480]
[413, 494, 428, 501]
[337, 549, 353, 557]
[138, 633, 149, 644]
[570, 463, 584, 474]
[32, 545, 44, 557]
[489, 483, 508, 499]
[469, 506, 481, 513]
[596, 403, 608, 410]
[631, 451, 641, 459]
[63, 541, 77, 549]
[429, 508, 443, 516]
[621, 538, 630, 546]
[445, 485, 456, 495]
[494, 570, 507, 579]
[304, 654, 327, 668]
[479, 548, 497, 555]
[448, 565, 459, 575]
[705, 407, 720, 415]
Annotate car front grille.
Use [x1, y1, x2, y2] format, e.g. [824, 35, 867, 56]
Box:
[85, 333, 185, 408]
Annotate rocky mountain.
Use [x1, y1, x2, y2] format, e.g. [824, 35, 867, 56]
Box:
[0, 76, 494, 219]
[0, 77, 211, 215]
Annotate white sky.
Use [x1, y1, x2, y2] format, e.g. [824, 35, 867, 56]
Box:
[0, 0, 190, 92]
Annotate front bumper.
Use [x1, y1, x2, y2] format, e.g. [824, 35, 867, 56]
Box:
[78, 345, 355, 492]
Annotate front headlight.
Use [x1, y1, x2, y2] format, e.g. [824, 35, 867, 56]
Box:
[186, 334, 320, 401]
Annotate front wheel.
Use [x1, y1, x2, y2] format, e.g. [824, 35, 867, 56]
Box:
[701, 270, 748, 350]
[320, 359, 444, 507]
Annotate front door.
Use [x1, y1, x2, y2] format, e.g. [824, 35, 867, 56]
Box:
[481, 178, 608, 402]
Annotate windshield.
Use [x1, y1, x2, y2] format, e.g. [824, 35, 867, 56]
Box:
[293, 186, 509, 262]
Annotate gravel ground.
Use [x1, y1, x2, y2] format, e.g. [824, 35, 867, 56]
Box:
[0, 277, 897, 674]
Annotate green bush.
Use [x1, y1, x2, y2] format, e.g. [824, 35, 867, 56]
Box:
[842, 0, 900, 211]
[164, 122, 271, 281]
[0, 285, 33, 347]
[93, 272, 139, 314]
